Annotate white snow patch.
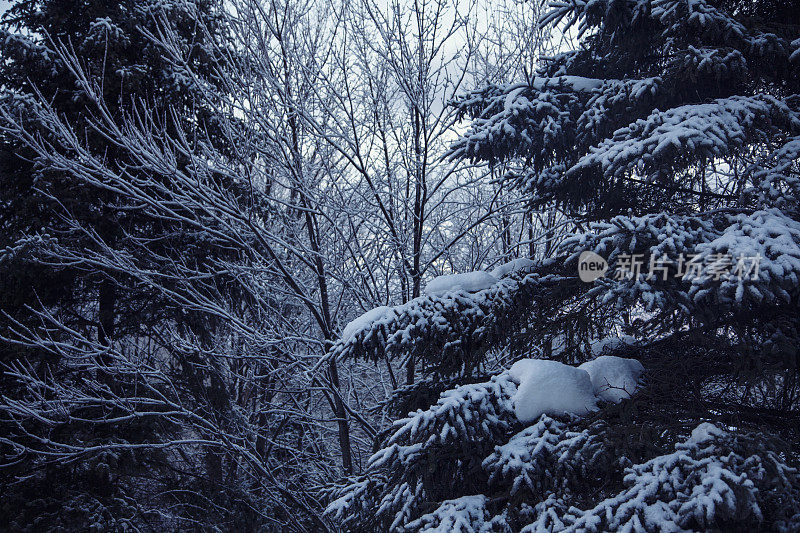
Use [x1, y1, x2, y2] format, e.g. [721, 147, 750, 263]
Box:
[404, 495, 489, 532]
[340, 306, 393, 342]
[791, 38, 800, 63]
[532, 75, 605, 92]
[508, 359, 598, 423]
[579, 355, 644, 403]
[490, 257, 536, 278]
[686, 422, 725, 444]
[424, 271, 498, 296]
[590, 334, 638, 356]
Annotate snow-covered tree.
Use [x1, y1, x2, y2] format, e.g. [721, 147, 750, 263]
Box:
[0, 1, 260, 529]
[325, 0, 800, 530]
[0, 0, 534, 528]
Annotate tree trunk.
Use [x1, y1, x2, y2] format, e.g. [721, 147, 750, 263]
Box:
[98, 279, 115, 346]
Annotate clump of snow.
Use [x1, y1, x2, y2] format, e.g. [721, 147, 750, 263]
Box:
[508, 359, 597, 423]
[490, 257, 536, 278]
[403, 495, 490, 532]
[686, 422, 725, 444]
[590, 334, 638, 356]
[579, 355, 644, 403]
[531, 75, 605, 92]
[424, 271, 498, 296]
[790, 37, 800, 63]
[340, 306, 393, 342]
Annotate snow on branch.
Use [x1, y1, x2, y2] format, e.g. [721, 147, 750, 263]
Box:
[482, 415, 612, 499]
[569, 95, 799, 181]
[527, 423, 800, 531]
[449, 82, 574, 164]
[325, 375, 518, 530]
[403, 495, 497, 532]
[559, 209, 800, 315]
[449, 76, 663, 165]
[545, 0, 793, 66]
[690, 209, 800, 307]
[746, 135, 800, 211]
[322, 268, 573, 377]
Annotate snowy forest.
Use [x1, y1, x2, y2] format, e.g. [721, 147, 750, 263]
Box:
[1, 0, 799, 530]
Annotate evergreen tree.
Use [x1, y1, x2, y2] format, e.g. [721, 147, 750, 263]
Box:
[325, 0, 800, 530]
[0, 1, 264, 529]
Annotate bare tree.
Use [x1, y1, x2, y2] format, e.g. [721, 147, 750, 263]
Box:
[0, 0, 550, 528]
